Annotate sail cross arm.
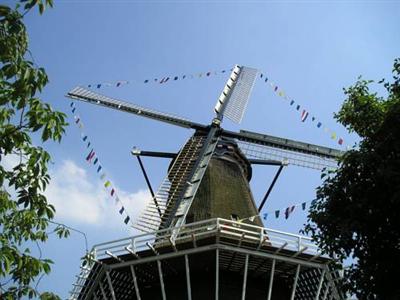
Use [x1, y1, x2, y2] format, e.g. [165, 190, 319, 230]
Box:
[66, 86, 207, 130]
[223, 129, 343, 160]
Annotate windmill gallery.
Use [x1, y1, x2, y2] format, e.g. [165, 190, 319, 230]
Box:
[67, 65, 345, 300]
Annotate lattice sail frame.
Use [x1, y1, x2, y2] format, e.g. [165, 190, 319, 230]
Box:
[225, 66, 258, 123]
[237, 140, 338, 170]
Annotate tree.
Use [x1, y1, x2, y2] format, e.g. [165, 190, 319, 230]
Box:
[0, 1, 69, 299]
[304, 59, 400, 299]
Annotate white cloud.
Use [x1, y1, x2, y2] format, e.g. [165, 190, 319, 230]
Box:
[44, 160, 151, 228]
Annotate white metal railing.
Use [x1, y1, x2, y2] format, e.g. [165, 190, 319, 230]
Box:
[91, 218, 322, 261]
[69, 218, 330, 300]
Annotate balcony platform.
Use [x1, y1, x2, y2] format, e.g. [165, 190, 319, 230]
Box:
[70, 218, 343, 300]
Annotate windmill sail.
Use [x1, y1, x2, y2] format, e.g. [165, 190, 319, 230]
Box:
[67, 87, 206, 130]
[214, 65, 258, 124]
[237, 139, 338, 170]
[223, 66, 258, 123]
[222, 129, 343, 170]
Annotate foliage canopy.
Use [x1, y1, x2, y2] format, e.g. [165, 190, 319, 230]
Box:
[0, 1, 69, 299]
[305, 59, 400, 299]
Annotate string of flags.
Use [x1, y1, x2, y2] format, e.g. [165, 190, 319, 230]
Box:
[239, 198, 317, 223]
[84, 68, 231, 90]
[258, 72, 347, 148]
[69, 101, 133, 227]
[81, 65, 348, 149]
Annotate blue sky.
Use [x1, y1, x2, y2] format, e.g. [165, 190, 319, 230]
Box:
[7, 1, 400, 298]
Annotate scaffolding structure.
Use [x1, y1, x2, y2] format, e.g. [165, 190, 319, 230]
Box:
[70, 218, 343, 300]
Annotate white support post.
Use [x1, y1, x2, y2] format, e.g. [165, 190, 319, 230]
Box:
[215, 249, 219, 300]
[185, 255, 192, 300]
[290, 265, 301, 300]
[157, 260, 167, 300]
[315, 269, 326, 300]
[130, 265, 141, 300]
[99, 282, 107, 300]
[106, 271, 117, 300]
[241, 254, 249, 300]
[267, 259, 276, 300]
[322, 283, 329, 300]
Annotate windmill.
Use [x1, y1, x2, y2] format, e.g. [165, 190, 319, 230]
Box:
[67, 65, 344, 300]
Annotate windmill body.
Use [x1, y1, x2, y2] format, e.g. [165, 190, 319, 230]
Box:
[67, 66, 345, 300]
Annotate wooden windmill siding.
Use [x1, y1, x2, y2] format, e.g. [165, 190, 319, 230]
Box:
[186, 139, 263, 227]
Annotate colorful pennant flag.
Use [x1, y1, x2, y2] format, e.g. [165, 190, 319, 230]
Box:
[263, 213, 268, 220]
[260, 72, 347, 148]
[70, 101, 133, 227]
[302, 202, 306, 210]
[301, 110, 309, 122]
[275, 210, 280, 218]
[284, 206, 295, 219]
[86, 150, 95, 162]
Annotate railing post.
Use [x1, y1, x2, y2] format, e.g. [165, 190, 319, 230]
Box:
[131, 237, 136, 253]
[298, 236, 302, 251]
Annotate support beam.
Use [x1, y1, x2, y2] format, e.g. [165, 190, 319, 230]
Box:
[105, 271, 117, 300]
[215, 249, 220, 300]
[99, 282, 107, 300]
[290, 264, 301, 300]
[267, 259, 276, 300]
[241, 254, 249, 300]
[130, 265, 141, 300]
[130, 151, 285, 166]
[315, 269, 326, 300]
[258, 165, 285, 212]
[248, 159, 285, 166]
[322, 282, 330, 300]
[135, 155, 162, 217]
[185, 255, 192, 300]
[157, 260, 167, 300]
[109, 243, 325, 270]
[131, 149, 177, 159]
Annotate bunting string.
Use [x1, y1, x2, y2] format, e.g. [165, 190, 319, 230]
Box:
[83, 68, 231, 90]
[238, 198, 317, 223]
[259, 72, 348, 148]
[83, 66, 348, 149]
[69, 101, 133, 227]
